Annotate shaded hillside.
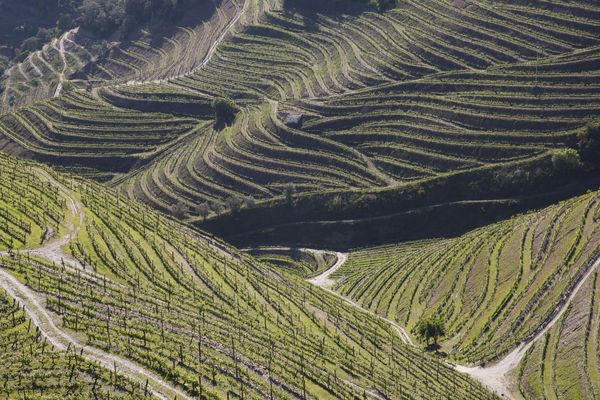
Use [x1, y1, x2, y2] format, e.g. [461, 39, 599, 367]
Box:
[0, 0, 598, 247]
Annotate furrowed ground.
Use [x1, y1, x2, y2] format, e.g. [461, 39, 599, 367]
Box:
[0, 154, 64, 250]
[518, 270, 600, 399]
[329, 188, 600, 397]
[0, 0, 253, 111]
[0, 153, 499, 399]
[0, 0, 597, 234]
[0, 287, 148, 399]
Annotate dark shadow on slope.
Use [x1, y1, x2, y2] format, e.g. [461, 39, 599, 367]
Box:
[281, 0, 396, 32]
[198, 156, 600, 250]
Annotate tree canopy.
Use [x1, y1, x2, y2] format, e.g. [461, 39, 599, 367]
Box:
[577, 120, 600, 168]
[211, 97, 238, 125]
[415, 316, 446, 347]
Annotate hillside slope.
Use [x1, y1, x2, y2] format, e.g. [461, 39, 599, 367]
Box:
[329, 188, 600, 398]
[0, 152, 498, 399]
[0, 0, 597, 235]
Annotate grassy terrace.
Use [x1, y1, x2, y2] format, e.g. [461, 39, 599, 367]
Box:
[0, 152, 498, 399]
[76, 0, 246, 85]
[0, 28, 93, 111]
[331, 189, 600, 368]
[0, 288, 147, 399]
[0, 0, 597, 213]
[0, 91, 205, 179]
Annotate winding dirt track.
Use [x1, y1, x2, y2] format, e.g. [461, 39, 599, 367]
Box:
[2, 167, 596, 400]
[455, 255, 600, 399]
[306, 248, 600, 400]
[0, 169, 194, 400]
[307, 250, 414, 346]
[53, 29, 77, 97]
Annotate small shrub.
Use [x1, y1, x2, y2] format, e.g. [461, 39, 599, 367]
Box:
[196, 202, 210, 220]
[282, 183, 296, 206]
[225, 196, 244, 214]
[171, 201, 188, 219]
[244, 196, 256, 208]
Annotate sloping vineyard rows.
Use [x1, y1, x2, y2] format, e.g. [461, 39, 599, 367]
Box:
[332, 189, 600, 364]
[0, 155, 65, 250]
[0, 91, 205, 179]
[1, 29, 92, 111]
[0, 287, 148, 399]
[0, 161, 498, 399]
[113, 0, 600, 214]
[518, 270, 600, 399]
[76, 0, 247, 85]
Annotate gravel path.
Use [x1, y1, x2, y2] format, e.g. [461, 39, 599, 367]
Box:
[455, 255, 600, 399]
[308, 251, 348, 288]
[306, 250, 415, 346]
[0, 169, 194, 400]
[305, 246, 600, 399]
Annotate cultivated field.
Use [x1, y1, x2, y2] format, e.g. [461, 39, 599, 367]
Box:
[330, 190, 600, 398]
[0, 0, 596, 223]
[0, 153, 498, 399]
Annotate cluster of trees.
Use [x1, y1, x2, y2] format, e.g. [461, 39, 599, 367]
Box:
[549, 120, 600, 176]
[79, 0, 210, 37]
[577, 120, 600, 168]
[171, 195, 257, 221]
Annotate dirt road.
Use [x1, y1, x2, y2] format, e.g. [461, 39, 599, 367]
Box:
[455, 255, 600, 399]
[306, 250, 414, 346]
[305, 246, 600, 399]
[0, 169, 193, 400]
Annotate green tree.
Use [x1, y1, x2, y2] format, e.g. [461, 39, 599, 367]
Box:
[171, 201, 188, 219]
[551, 148, 582, 175]
[415, 316, 446, 347]
[211, 97, 237, 124]
[577, 120, 600, 167]
[225, 196, 244, 214]
[195, 202, 210, 221]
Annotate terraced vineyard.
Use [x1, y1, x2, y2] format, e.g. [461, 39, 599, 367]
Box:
[76, 0, 249, 86]
[518, 270, 600, 399]
[0, 0, 596, 215]
[0, 91, 207, 180]
[0, 153, 498, 399]
[332, 190, 600, 368]
[0, 287, 147, 399]
[0, 0, 599, 397]
[0, 28, 100, 111]
[0, 155, 64, 250]
[108, 0, 600, 222]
